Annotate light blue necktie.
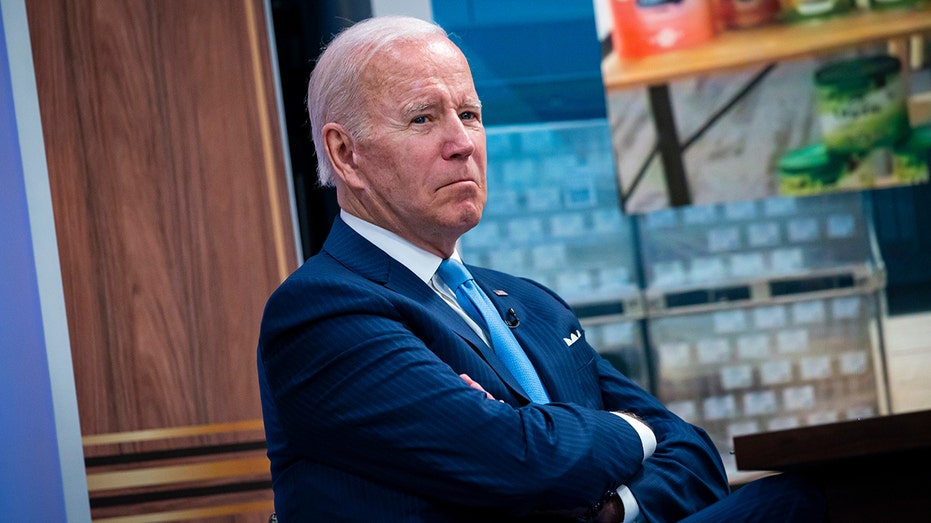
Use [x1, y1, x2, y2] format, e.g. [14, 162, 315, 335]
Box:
[438, 259, 550, 403]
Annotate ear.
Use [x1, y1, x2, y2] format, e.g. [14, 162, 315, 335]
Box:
[322, 123, 366, 190]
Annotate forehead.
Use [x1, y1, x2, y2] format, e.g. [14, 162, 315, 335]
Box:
[361, 37, 477, 105]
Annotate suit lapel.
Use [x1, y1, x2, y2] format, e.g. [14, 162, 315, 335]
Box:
[323, 218, 532, 403]
[384, 266, 534, 404]
[470, 267, 569, 404]
[415, 270, 531, 403]
[467, 270, 546, 403]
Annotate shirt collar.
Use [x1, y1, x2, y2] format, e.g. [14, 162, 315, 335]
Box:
[340, 210, 462, 284]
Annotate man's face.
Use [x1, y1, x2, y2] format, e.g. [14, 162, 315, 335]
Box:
[346, 37, 487, 256]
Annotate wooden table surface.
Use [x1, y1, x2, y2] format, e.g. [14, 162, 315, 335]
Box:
[733, 409, 931, 522]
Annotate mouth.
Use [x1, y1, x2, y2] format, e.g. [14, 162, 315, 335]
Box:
[440, 178, 480, 191]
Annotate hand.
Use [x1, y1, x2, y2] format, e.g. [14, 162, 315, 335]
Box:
[593, 493, 624, 523]
[459, 373, 496, 400]
[529, 494, 624, 523]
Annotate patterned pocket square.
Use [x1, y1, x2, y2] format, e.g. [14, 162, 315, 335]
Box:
[563, 330, 581, 346]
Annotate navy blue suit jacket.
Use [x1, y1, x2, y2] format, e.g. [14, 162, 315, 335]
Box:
[258, 217, 728, 522]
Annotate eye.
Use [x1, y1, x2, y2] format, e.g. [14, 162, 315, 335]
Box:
[460, 111, 478, 121]
[411, 115, 429, 124]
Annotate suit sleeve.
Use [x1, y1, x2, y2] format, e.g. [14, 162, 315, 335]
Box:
[515, 275, 730, 520]
[596, 357, 730, 521]
[259, 275, 648, 516]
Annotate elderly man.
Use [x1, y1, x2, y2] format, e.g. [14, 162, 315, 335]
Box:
[257, 15, 824, 522]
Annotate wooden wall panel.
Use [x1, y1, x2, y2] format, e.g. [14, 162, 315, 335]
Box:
[26, 0, 295, 519]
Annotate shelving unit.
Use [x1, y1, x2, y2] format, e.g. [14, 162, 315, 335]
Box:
[602, 7, 931, 90]
[596, 8, 913, 477]
[635, 191, 891, 480]
[601, 6, 931, 206]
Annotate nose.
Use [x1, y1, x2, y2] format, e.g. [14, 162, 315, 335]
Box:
[441, 115, 476, 160]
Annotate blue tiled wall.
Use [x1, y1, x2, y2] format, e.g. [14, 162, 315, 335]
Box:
[432, 0, 606, 125]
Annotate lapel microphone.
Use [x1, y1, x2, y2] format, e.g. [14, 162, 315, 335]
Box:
[505, 308, 520, 328]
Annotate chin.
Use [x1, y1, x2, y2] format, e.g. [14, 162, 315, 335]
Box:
[462, 205, 484, 228]
[444, 210, 482, 236]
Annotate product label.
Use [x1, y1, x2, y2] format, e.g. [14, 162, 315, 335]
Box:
[796, 0, 839, 15]
[817, 76, 910, 152]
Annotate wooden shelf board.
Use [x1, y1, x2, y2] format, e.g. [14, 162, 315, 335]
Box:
[82, 419, 265, 446]
[602, 7, 931, 90]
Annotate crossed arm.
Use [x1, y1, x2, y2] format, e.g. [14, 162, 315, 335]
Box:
[460, 372, 648, 523]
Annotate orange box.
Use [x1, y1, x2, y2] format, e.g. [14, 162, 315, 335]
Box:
[611, 0, 716, 60]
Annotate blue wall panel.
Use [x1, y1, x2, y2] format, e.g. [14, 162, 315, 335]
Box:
[433, 0, 606, 125]
[0, 1, 89, 519]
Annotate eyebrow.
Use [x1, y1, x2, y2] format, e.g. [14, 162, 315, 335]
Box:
[402, 99, 482, 117]
[403, 102, 435, 117]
